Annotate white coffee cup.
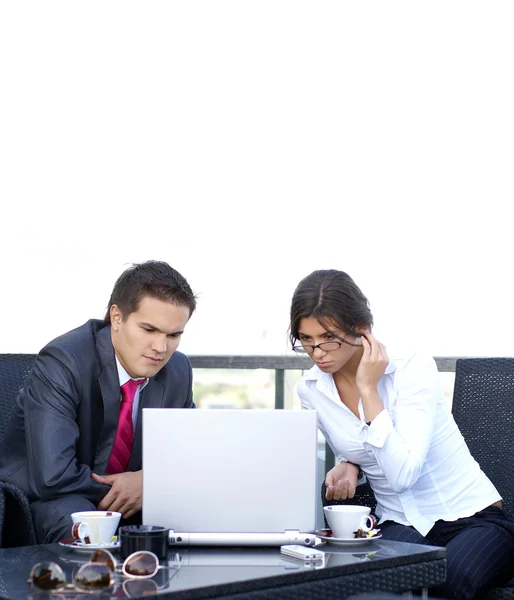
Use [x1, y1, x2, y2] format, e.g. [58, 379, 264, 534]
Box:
[71, 511, 122, 545]
[323, 505, 376, 539]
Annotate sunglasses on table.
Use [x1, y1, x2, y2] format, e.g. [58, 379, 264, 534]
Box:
[29, 550, 162, 593]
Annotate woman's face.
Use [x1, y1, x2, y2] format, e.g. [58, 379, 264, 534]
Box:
[297, 316, 363, 374]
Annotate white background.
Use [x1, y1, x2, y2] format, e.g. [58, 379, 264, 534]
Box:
[1, 1, 513, 357]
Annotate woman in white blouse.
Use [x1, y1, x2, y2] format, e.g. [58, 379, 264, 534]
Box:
[290, 269, 514, 600]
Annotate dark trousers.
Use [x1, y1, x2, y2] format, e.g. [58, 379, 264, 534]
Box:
[380, 506, 514, 600]
[31, 495, 142, 544]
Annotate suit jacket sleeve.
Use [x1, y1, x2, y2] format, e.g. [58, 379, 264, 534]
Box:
[23, 344, 107, 503]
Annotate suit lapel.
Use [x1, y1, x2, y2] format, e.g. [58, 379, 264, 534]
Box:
[92, 327, 168, 473]
[127, 377, 165, 471]
[94, 326, 121, 473]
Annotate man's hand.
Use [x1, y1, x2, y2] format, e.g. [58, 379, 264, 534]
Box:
[91, 470, 142, 519]
[325, 462, 360, 502]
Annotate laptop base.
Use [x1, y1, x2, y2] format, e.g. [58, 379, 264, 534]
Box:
[168, 529, 317, 547]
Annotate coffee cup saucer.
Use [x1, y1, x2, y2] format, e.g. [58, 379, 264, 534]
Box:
[58, 536, 120, 552]
[315, 528, 382, 545]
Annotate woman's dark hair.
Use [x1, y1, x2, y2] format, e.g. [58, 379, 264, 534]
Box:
[289, 270, 373, 347]
[104, 261, 197, 323]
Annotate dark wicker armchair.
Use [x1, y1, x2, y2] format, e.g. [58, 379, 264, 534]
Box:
[0, 353, 38, 547]
[451, 358, 514, 600]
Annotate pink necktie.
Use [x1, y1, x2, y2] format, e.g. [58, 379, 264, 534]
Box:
[106, 379, 142, 475]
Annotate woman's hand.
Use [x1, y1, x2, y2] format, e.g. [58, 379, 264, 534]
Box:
[325, 462, 360, 501]
[356, 332, 389, 396]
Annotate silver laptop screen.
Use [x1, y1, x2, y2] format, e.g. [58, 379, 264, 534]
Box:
[142, 409, 317, 535]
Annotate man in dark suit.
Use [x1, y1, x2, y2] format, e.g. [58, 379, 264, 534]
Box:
[0, 261, 196, 543]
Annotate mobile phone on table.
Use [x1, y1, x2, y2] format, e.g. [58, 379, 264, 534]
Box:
[280, 544, 325, 561]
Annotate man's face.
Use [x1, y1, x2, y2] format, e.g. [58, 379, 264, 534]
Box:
[111, 296, 191, 379]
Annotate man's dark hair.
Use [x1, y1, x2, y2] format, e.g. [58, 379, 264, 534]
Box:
[104, 261, 197, 323]
[289, 269, 373, 348]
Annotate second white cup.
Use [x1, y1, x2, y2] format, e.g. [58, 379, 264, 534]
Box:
[323, 505, 376, 538]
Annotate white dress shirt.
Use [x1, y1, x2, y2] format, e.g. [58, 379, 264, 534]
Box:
[298, 353, 501, 536]
[115, 358, 148, 427]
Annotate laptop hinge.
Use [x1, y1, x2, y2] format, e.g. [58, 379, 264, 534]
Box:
[167, 529, 317, 546]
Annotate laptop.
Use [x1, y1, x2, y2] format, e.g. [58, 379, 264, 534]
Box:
[142, 408, 318, 546]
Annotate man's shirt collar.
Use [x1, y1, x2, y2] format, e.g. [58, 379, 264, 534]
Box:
[115, 357, 149, 391]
